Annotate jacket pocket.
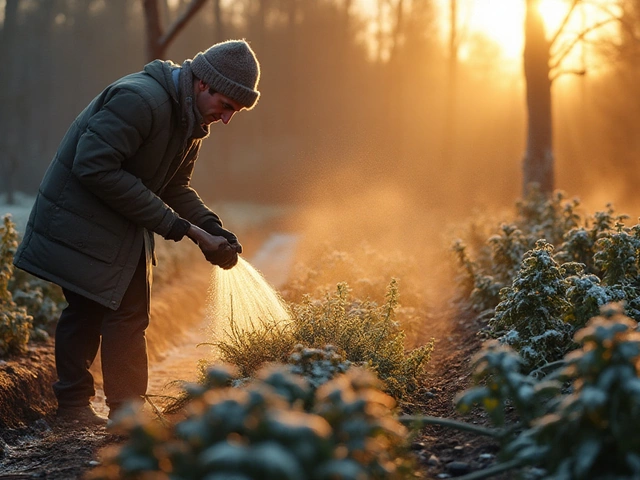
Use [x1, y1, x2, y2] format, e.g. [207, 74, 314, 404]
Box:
[47, 205, 121, 264]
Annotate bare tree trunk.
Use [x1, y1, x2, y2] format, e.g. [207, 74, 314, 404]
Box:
[212, 0, 223, 42]
[443, 0, 458, 162]
[522, 0, 554, 195]
[0, 0, 20, 205]
[143, 0, 208, 61]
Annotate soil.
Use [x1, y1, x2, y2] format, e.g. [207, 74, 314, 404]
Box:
[0, 257, 503, 479]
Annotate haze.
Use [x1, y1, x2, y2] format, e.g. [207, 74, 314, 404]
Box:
[0, 0, 637, 270]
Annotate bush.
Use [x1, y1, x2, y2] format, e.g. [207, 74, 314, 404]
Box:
[453, 189, 640, 369]
[0, 215, 32, 357]
[508, 303, 640, 479]
[456, 303, 640, 479]
[489, 240, 575, 370]
[88, 365, 415, 480]
[214, 280, 434, 403]
[281, 243, 429, 347]
[9, 269, 65, 338]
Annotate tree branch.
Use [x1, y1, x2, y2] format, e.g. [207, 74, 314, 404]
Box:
[159, 0, 209, 51]
[550, 17, 621, 71]
[550, 68, 586, 82]
[549, 0, 580, 49]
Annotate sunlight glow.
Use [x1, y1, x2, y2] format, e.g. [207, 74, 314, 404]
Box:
[460, 0, 525, 61]
[538, 0, 570, 33]
[435, 0, 622, 73]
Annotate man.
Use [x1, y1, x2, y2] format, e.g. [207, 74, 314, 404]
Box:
[13, 39, 261, 425]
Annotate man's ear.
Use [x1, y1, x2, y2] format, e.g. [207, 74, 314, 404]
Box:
[197, 80, 208, 92]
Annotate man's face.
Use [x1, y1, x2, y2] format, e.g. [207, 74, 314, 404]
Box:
[195, 80, 244, 125]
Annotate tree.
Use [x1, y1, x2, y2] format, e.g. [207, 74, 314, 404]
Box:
[443, 0, 459, 163]
[143, 0, 210, 61]
[522, 0, 554, 196]
[0, 0, 20, 205]
[521, 0, 622, 196]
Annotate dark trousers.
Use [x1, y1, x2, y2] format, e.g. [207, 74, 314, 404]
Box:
[53, 253, 150, 410]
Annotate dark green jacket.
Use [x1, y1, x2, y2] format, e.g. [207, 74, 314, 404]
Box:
[14, 60, 222, 310]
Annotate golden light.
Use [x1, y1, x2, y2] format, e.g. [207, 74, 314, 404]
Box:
[453, 0, 525, 62]
[537, 0, 570, 33]
[447, 0, 618, 66]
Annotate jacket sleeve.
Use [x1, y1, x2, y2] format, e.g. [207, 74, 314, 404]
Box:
[71, 87, 179, 238]
[160, 141, 225, 229]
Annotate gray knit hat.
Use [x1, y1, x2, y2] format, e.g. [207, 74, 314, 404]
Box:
[191, 39, 261, 109]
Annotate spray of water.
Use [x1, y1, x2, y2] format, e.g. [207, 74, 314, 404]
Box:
[205, 257, 292, 346]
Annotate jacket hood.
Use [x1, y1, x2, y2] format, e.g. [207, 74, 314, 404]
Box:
[144, 59, 180, 104]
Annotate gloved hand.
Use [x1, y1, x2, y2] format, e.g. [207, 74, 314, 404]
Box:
[187, 225, 238, 269]
[200, 220, 243, 254]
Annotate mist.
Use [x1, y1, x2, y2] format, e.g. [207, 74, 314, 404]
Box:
[1, 0, 639, 272]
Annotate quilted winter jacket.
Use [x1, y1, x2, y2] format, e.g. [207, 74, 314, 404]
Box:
[14, 60, 223, 310]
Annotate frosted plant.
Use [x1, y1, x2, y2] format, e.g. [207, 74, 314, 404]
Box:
[489, 240, 574, 371]
[456, 341, 561, 429]
[506, 304, 640, 479]
[515, 188, 582, 246]
[88, 366, 414, 480]
[593, 223, 640, 286]
[0, 215, 32, 357]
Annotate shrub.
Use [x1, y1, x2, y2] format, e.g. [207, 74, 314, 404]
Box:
[455, 303, 640, 479]
[453, 190, 640, 368]
[9, 269, 65, 338]
[214, 316, 296, 378]
[215, 280, 434, 402]
[507, 303, 640, 479]
[489, 240, 574, 371]
[280, 243, 429, 347]
[0, 215, 32, 357]
[456, 340, 561, 429]
[88, 366, 415, 480]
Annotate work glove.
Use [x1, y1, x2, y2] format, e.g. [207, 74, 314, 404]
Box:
[200, 219, 243, 254]
[187, 224, 238, 269]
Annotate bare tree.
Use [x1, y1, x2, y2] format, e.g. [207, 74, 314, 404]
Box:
[522, 0, 553, 195]
[443, 0, 459, 163]
[521, 0, 622, 196]
[143, 0, 209, 61]
[0, 0, 20, 204]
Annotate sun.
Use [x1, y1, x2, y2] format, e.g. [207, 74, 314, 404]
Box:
[457, 0, 571, 62]
[451, 0, 615, 64]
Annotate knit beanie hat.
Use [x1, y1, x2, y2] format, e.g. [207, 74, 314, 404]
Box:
[191, 39, 261, 109]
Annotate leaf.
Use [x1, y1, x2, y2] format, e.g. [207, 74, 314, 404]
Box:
[573, 438, 601, 477]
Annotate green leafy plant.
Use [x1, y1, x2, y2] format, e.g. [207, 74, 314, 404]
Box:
[287, 344, 352, 391]
[88, 365, 415, 480]
[213, 316, 296, 378]
[0, 215, 32, 357]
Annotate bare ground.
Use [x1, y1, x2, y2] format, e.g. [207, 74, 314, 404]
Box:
[0, 264, 501, 479]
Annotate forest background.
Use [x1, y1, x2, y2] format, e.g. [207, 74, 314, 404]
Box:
[1, 0, 639, 254]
